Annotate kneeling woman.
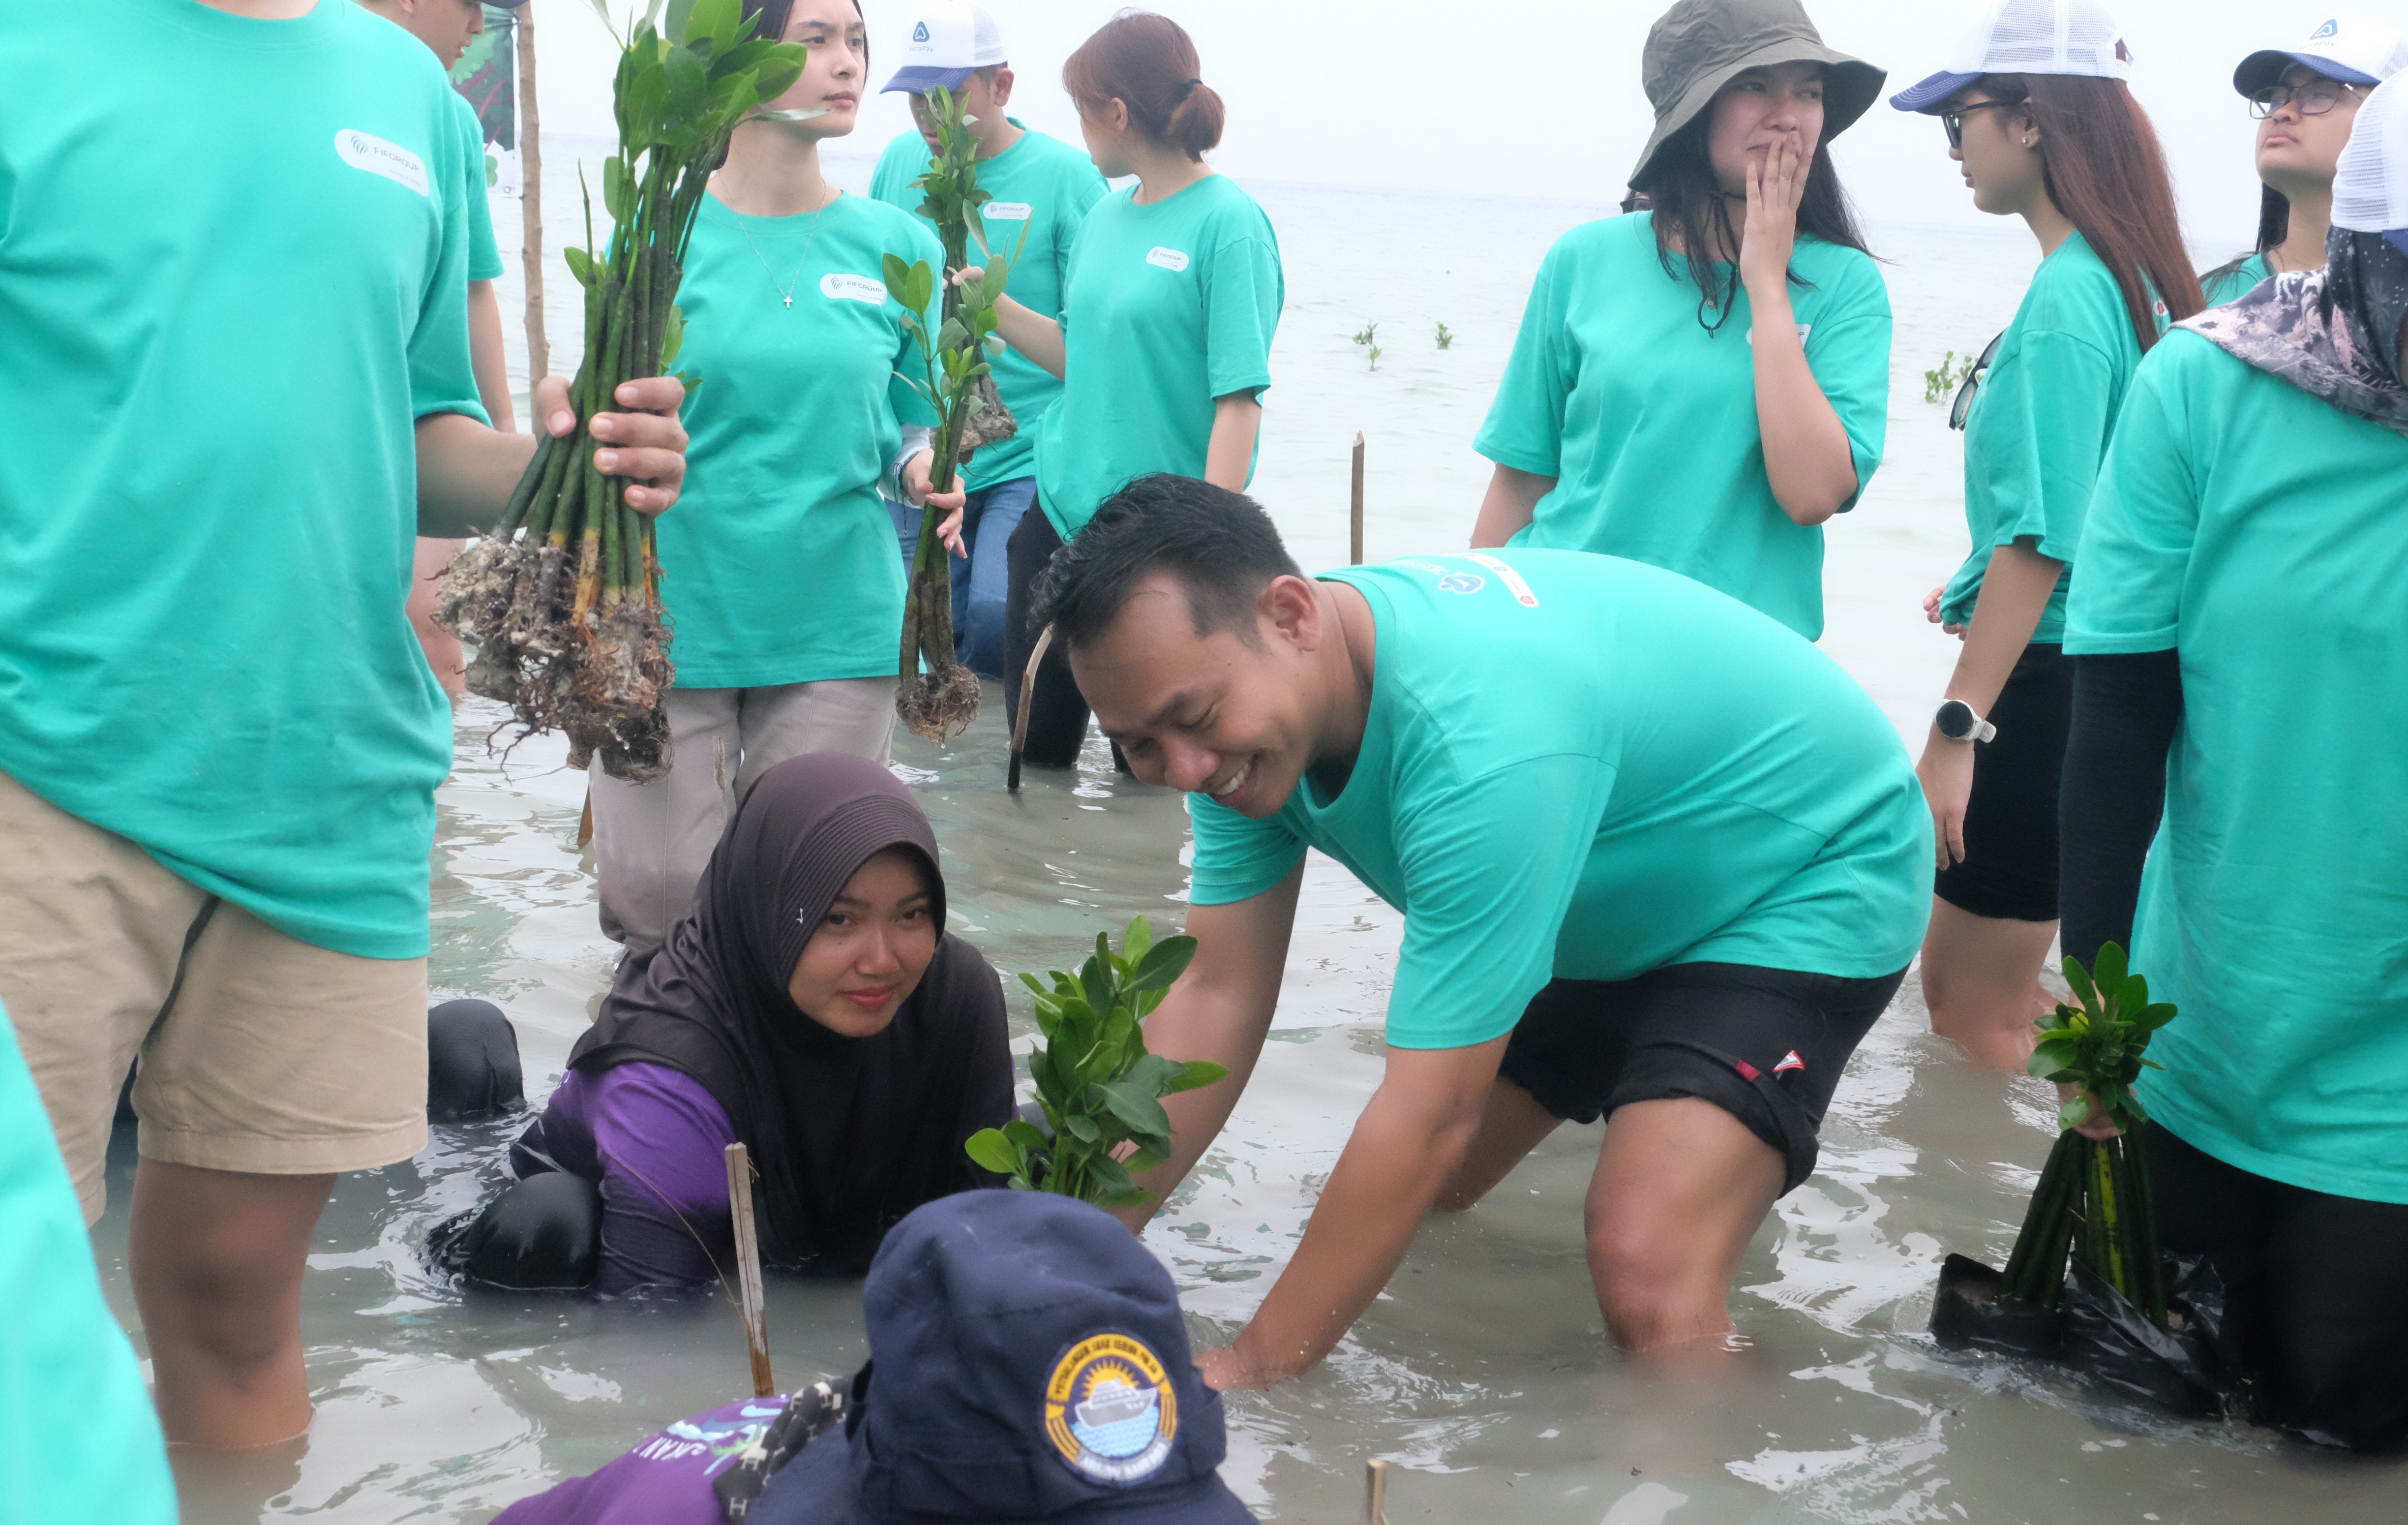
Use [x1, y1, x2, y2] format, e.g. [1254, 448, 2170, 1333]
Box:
[512, 753, 1011, 1294]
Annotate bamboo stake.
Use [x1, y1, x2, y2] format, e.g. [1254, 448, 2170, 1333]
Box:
[515, 0, 549, 385]
[1362, 1458, 1390, 1525]
[1349, 432, 1366, 565]
[723, 1143, 774, 1397]
[1006, 622, 1054, 794]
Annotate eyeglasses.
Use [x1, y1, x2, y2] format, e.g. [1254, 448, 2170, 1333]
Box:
[1950, 330, 2006, 432]
[2247, 79, 2362, 119]
[1940, 99, 2024, 149]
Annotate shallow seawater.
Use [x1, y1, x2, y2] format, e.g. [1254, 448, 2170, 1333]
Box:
[98, 166, 2408, 1521]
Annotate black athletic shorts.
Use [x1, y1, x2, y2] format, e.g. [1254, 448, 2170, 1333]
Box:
[1495, 962, 1907, 1194]
[1933, 641, 2070, 922]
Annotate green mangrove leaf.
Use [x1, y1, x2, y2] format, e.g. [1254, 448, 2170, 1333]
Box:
[1168, 1060, 1229, 1093]
[662, 43, 708, 121]
[964, 1128, 1022, 1177]
[665, 0, 699, 43]
[1127, 935, 1198, 996]
[881, 252, 912, 304]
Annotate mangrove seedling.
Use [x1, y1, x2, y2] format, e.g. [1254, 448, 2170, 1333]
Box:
[1351, 321, 1381, 371]
[964, 917, 1228, 1207]
[880, 85, 1029, 742]
[439, 0, 807, 781]
[1924, 348, 1974, 404]
[1995, 943, 2180, 1322]
[1434, 321, 1454, 350]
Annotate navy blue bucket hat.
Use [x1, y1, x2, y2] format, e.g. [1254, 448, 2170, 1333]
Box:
[752, 1190, 1250, 1523]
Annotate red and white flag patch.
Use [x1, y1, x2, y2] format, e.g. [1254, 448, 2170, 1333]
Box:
[1773, 1050, 1806, 1076]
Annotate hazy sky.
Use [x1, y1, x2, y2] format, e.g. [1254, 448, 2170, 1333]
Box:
[524, 0, 2381, 251]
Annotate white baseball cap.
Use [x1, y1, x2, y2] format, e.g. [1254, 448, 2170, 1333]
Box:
[1890, 0, 2133, 114]
[2334, 72, 2408, 253]
[881, 2, 1007, 95]
[2234, 13, 2408, 98]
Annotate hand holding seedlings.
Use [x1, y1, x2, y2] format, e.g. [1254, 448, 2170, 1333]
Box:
[531, 374, 691, 513]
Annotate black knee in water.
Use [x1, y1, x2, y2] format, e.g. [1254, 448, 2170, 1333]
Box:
[427, 999, 525, 1122]
[452, 1172, 602, 1291]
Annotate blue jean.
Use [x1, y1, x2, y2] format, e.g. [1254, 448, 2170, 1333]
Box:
[885, 475, 1034, 679]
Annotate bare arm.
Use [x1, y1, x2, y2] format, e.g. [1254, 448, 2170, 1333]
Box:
[1740, 144, 1860, 526]
[1203, 393, 1262, 494]
[415, 375, 689, 541]
[1113, 863, 1306, 1232]
[1469, 462, 1554, 548]
[465, 279, 517, 434]
[988, 292, 1065, 380]
[1914, 540, 2065, 865]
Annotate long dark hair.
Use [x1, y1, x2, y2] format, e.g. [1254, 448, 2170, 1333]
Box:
[1635, 105, 1870, 333]
[1986, 74, 2203, 349]
[1063, 11, 1225, 161]
[2201, 186, 2287, 297]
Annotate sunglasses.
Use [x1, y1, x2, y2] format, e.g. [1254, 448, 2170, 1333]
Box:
[2247, 79, 2362, 119]
[1940, 98, 2025, 149]
[1951, 330, 2006, 432]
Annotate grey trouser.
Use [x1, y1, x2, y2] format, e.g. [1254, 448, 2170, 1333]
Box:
[591, 677, 897, 952]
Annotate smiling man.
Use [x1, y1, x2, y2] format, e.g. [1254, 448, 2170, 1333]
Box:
[1031, 475, 1929, 1387]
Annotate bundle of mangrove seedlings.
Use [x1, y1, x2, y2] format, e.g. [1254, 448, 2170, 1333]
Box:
[966, 917, 1227, 1206]
[1933, 944, 2180, 1350]
[882, 84, 1026, 742]
[438, 0, 805, 780]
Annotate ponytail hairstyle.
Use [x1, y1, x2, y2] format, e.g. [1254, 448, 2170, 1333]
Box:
[1634, 87, 1872, 334]
[1983, 74, 2204, 348]
[1063, 10, 1224, 161]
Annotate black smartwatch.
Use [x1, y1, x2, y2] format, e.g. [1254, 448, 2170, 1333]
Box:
[1935, 700, 1996, 743]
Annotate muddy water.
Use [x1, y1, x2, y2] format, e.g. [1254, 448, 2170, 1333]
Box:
[111, 162, 2408, 1521]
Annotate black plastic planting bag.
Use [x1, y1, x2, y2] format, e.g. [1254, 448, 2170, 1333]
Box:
[1932, 1250, 2240, 1418]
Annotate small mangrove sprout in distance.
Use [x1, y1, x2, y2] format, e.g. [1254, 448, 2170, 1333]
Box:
[1924, 348, 1975, 404]
[1434, 321, 1454, 350]
[965, 917, 1228, 1206]
[1351, 322, 1382, 371]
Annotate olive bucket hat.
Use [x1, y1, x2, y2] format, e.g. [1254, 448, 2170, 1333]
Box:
[1630, 0, 1886, 190]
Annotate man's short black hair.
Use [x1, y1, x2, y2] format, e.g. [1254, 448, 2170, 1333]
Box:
[1028, 474, 1305, 650]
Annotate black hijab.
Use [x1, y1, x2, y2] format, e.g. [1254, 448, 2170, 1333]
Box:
[570, 753, 1012, 1272]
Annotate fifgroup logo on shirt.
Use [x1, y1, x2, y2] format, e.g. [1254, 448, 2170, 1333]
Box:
[821, 273, 888, 305]
[985, 202, 1033, 221]
[1462, 553, 1540, 608]
[1145, 246, 1191, 273]
[1044, 1332, 1177, 1484]
[333, 129, 429, 197]
[1436, 572, 1485, 595]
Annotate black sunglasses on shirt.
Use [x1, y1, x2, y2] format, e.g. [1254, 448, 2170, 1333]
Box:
[1950, 330, 2006, 432]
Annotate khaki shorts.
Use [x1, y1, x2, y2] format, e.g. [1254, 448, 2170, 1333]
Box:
[0, 770, 428, 1223]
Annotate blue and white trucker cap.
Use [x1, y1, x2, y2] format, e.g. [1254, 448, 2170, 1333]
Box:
[2335, 73, 2408, 257]
[2234, 13, 2408, 97]
[881, 1, 1007, 95]
[1890, 0, 2131, 114]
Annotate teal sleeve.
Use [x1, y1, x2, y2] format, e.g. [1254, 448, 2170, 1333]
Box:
[1803, 279, 1891, 513]
[1187, 792, 1308, 905]
[452, 92, 504, 281]
[410, 109, 490, 426]
[1052, 163, 1107, 288]
[1203, 233, 1281, 401]
[887, 223, 945, 430]
[1472, 243, 1570, 477]
[1985, 329, 2117, 562]
[2064, 353, 2196, 656]
[1385, 754, 1615, 1050]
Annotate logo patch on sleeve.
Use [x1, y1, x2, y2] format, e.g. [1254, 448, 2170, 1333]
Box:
[334, 130, 429, 197]
[1046, 1333, 1177, 1484]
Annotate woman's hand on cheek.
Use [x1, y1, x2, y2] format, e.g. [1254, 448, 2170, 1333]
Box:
[1738, 140, 1804, 298]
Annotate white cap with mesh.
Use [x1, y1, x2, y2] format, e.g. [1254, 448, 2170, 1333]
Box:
[2234, 13, 2408, 98]
[880, 2, 1007, 95]
[1890, 0, 2133, 114]
[2334, 73, 2408, 254]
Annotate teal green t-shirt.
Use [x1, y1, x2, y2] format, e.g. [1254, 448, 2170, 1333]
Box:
[2199, 250, 2271, 307]
[2066, 331, 2408, 1203]
[450, 87, 505, 281]
[0, 1003, 176, 1525]
[1472, 212, 1891, 640]
[657, 192, 941, 689]
[0, 0, 488, 959]
[870, 121, 1108, 490]
[1031, 174, 1284, 539]
[1941, 232, 2154, 641]
[1188, 552, 1930, 1050]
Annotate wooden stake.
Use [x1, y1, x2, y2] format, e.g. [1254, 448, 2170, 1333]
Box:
[1362, 1458, 1390, 1525]
[1007, 622, 1053, 794]
[723, 1143, 774, 1397]
[515, 0, 549, 385]
[576, 786, 594, 849]
[1349, 432, 1366, 565]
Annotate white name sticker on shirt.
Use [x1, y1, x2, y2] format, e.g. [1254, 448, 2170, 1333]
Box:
[984, 201, 1032, 221]
[821, 273, 888, 305]
[333, 129, 429, 197]
[1145, 246, 1191, 272]
[1462, 553, 1539, 608]
[1744, 322, 1811, 347]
